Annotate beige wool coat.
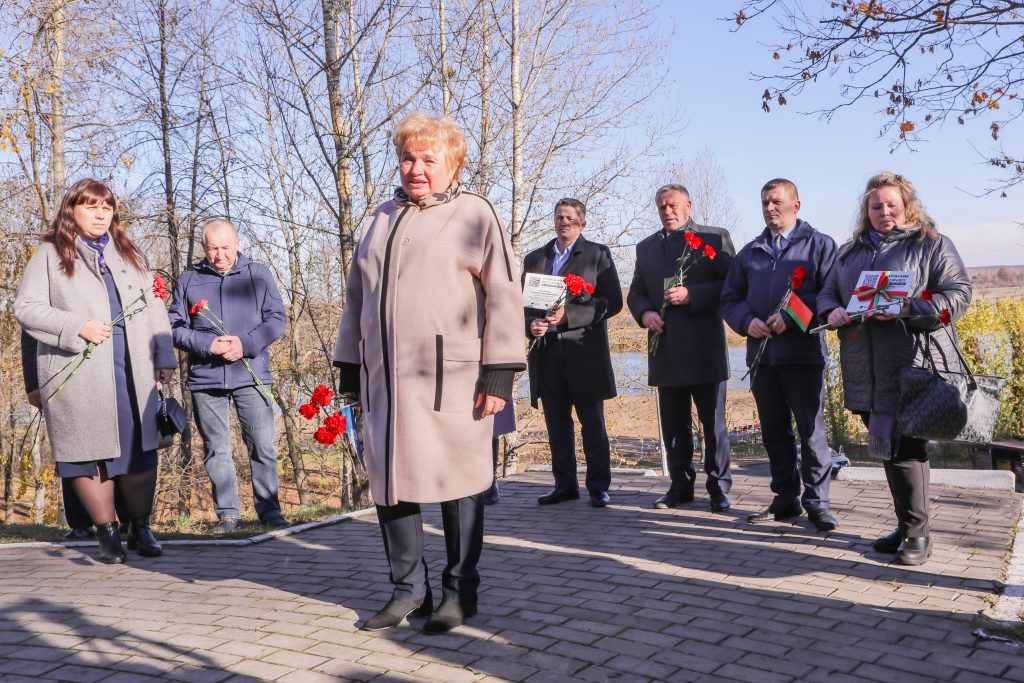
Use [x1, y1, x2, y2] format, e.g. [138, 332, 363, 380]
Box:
[335, 187, 526, 505]
[15, 239, 176, 463]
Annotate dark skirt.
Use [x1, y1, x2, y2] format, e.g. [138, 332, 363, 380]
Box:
[56, 275, 156, 478]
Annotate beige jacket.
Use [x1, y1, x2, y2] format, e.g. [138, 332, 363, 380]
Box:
[335, 187, 526, 505]
[15, 240, 176, 463]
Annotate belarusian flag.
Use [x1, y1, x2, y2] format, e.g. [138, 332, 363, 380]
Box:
[783, 290, 813, 332]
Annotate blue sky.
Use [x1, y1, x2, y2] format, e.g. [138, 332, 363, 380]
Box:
[664, 4, 1024, 267]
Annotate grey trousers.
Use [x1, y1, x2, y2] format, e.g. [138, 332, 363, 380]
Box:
[192, 386, 282, 520]
[376, 495, 484, 608]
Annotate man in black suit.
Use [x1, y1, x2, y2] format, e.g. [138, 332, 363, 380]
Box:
[524, 198, 622, 507]
[627, 184, 735, 512]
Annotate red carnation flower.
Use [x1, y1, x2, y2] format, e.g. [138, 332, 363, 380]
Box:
[564, 274, 590, 298]
[189, 298, 209, 316]
[790, 264, 807, 290]
[324, 412, 347, 435]
[298, 403, 319, 420]
[313, 427, 337, 445]
[703, 245, 716, 260]
[938, 309, 951, 326]
[152, 274, 169, 300]
[311, 383, 334, 408]
[920, 289, 933, 301]
[583, 282, 595, 295]
[684, 231, 704, 251]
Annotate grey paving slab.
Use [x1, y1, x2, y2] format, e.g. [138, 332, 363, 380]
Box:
[0, 464, 1019, 681]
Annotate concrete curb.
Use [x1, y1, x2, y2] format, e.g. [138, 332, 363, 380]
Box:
[0, 506, 377, 551]
[837, 466, 1017, 490]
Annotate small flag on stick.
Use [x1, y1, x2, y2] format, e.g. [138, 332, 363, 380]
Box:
[783, 290, 813, 332]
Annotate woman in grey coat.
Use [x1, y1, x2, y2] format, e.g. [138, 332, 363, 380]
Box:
[819, 172, 972, 566]
[15, 178, 177, 564]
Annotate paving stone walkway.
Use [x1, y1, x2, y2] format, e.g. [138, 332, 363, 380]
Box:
[0, 464, 1021, 682]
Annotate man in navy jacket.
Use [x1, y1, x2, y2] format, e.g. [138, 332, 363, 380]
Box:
[722, 179, 838, 531]
[168, 219, 287, 533]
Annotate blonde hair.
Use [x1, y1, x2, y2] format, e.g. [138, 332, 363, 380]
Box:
[855, 171, 938, 240]
[392, 112, 468, 180]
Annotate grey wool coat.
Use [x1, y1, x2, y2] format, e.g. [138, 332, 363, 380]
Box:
[334, 186, 527, 506]
[15, 239, 177, 463]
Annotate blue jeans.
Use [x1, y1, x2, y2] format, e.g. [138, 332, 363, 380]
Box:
[192, 386, 281, 520]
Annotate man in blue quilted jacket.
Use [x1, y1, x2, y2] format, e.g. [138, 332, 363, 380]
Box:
[168, 219, 287, 533]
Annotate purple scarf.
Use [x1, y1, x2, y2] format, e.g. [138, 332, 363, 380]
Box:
[80, 233, 110, 273]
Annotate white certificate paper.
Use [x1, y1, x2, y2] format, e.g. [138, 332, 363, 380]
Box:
[846, 270, 915, 316]
[522, 273, 566, 310]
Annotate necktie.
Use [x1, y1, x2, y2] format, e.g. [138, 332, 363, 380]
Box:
[774, 233, 784, 256]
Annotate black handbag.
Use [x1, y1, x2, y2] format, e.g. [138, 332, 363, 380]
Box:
[157, 388, 187, 449]
[896, 328, 1006, 445]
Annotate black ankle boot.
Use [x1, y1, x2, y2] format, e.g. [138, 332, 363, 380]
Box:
[95, 522, 126, 564]
[127, 517, 163, 557]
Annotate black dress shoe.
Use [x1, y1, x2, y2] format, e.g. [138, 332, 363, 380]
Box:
[808, 508, 838, 532]
[482, 479, 500, 505]
[127, 517, 163, 557]
[710, 493, 731, 512]
[362, 595, 433, 631]
[589, 491, 610, 507]
[64, 527, 94, 540]
[873, 528, 906, 553]
[896, 536, 932, 566]
[747, 505, 802, 524]
[537, 488, 580, 505]
[653, 491, 694, 509]
[260, 512, 290, 529]
[423, 599, 477, 635]
[95, 522, 126, 564]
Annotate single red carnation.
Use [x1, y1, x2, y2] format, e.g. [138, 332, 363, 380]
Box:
[189, 298, 209, 316]
[703, 245, 716, 260]
[313, 427, 337, 445]
[583, 282, 595, 295]
[938, 309, 951, 326]
[564, 274, 585, 297]
[298, 403, 319, 420]
[684, 231, 704, 250]
[920, 289, 934, 301]
[311, 384, 334, 407]
[324, 412, 347, 435]
[790, 264, 807, 290]
[152, 274, 169, 300]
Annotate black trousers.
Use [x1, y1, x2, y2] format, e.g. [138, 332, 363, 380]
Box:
[750, 364, 831, 511]
[538, 338, 612, 495]
[376, 495, 484, 608]
[859, 414, 931, 537]
[657, 382, 732, 496]
[62, 478, 128, 529]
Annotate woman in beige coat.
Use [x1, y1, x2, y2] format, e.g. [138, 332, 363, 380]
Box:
[16, 178, 177, 564]
[335, 113, 526, 634]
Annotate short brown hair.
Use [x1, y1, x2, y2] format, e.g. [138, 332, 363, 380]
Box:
[761, 178, 799, 199]
[392, 112, 468, 179]
[554, 198, 586, 221]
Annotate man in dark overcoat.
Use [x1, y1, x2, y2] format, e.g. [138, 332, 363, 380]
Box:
[524, 198, 622, 507]
[627, 184, 734, 512]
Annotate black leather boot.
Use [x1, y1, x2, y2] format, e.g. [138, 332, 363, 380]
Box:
[362, 590, 433, 632]
[896, 536, 932, 566]
[873, 528, 906, 553]
[95, 522, 126, 564]
[127, 517, 163, 557]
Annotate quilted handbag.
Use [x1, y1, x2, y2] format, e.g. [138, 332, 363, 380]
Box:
[896, 329, 1006, 445]
[156, 388, 188, 449]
